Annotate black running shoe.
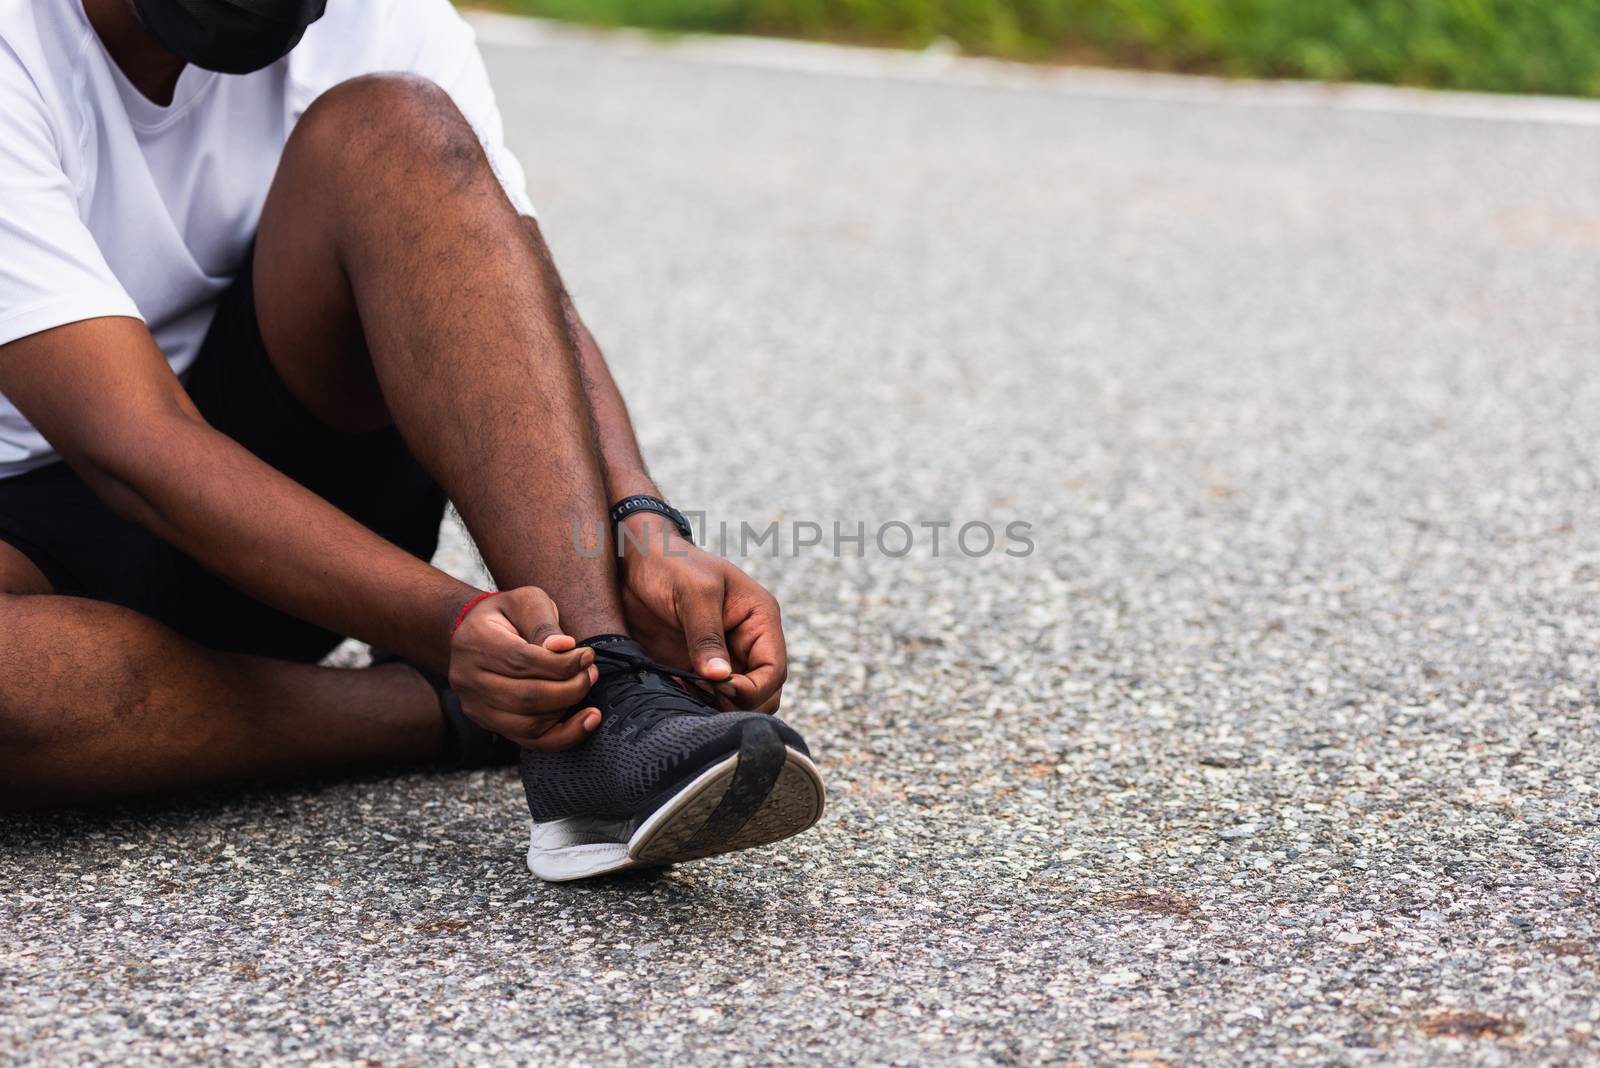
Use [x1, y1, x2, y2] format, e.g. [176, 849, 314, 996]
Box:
[519, 636, 825, 881]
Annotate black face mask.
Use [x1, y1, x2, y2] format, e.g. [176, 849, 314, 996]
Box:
[128, 0, 329, 75]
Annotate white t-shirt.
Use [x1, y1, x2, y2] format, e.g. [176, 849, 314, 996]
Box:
[0, 0, 534, 479]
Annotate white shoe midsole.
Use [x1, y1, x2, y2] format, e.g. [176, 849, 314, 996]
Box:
[524, 748, 824, 882]
[525, 753, 742, 882]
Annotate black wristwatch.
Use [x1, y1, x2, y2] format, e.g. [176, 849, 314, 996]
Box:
[610, 494, 694, 542]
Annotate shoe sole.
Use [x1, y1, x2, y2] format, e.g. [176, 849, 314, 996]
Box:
[525, 719, 825, 882]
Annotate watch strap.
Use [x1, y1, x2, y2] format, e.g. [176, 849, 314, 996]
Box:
[610, 494, 694, 541]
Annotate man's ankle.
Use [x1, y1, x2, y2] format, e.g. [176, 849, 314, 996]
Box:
[369, 660, 452, 761]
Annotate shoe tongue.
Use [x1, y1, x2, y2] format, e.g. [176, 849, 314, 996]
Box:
[579, 634, 647, 657]
[583, 636, 671, 685]
[583, 637, 710, 707]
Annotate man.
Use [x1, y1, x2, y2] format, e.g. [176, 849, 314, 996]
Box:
[0, 0, 824, 881]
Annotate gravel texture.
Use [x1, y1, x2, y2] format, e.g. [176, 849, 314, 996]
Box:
[6, 25, 1600, 1067]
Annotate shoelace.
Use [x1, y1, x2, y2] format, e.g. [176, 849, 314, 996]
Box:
[589, 645, 721, 730]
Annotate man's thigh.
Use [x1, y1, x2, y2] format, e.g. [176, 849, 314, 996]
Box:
[251, 74, 482, 436]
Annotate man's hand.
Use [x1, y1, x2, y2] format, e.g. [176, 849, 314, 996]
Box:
[618, 517, 788, 713]
[447, 586, 601, 751]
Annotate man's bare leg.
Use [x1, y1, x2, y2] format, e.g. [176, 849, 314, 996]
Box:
[1, 75, 638, 806]
[253, 74, 629, 638]
[0, 544, 444, 807]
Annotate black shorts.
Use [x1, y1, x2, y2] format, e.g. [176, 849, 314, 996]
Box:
[0, 253, 447, 663]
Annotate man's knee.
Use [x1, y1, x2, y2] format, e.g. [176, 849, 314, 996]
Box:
[288, 73, 486, 184]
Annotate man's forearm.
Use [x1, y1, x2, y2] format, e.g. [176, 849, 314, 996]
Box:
[87, 416, 475, 671]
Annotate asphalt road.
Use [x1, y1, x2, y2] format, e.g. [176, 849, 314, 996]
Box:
[6, 21, 1600, 1067]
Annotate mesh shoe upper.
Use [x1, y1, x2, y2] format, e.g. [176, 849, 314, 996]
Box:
[519, 637, 809, 823]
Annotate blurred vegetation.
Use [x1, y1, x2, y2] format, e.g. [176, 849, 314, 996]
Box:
[479, 0, 1600, 96]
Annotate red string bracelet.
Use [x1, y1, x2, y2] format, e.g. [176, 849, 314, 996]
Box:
[451, 591, 500, 634]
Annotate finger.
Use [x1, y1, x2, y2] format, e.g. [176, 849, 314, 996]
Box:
[716, 672, 773, 712]
[523, 707, 603, 752]
[468, 702, 602, 749]
[726, 614, 787, 709]
[461, 706, 560, 749]
[476, 669, 597, 715]
[471, 624, 593, 680]
[723, 642, 784, 709]
[495, 587, 567, 649]
[678, 574, 733, 680]
[714, 673, 782, 713]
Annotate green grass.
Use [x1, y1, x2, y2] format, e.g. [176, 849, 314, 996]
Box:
[477, 0, 1600, 97]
